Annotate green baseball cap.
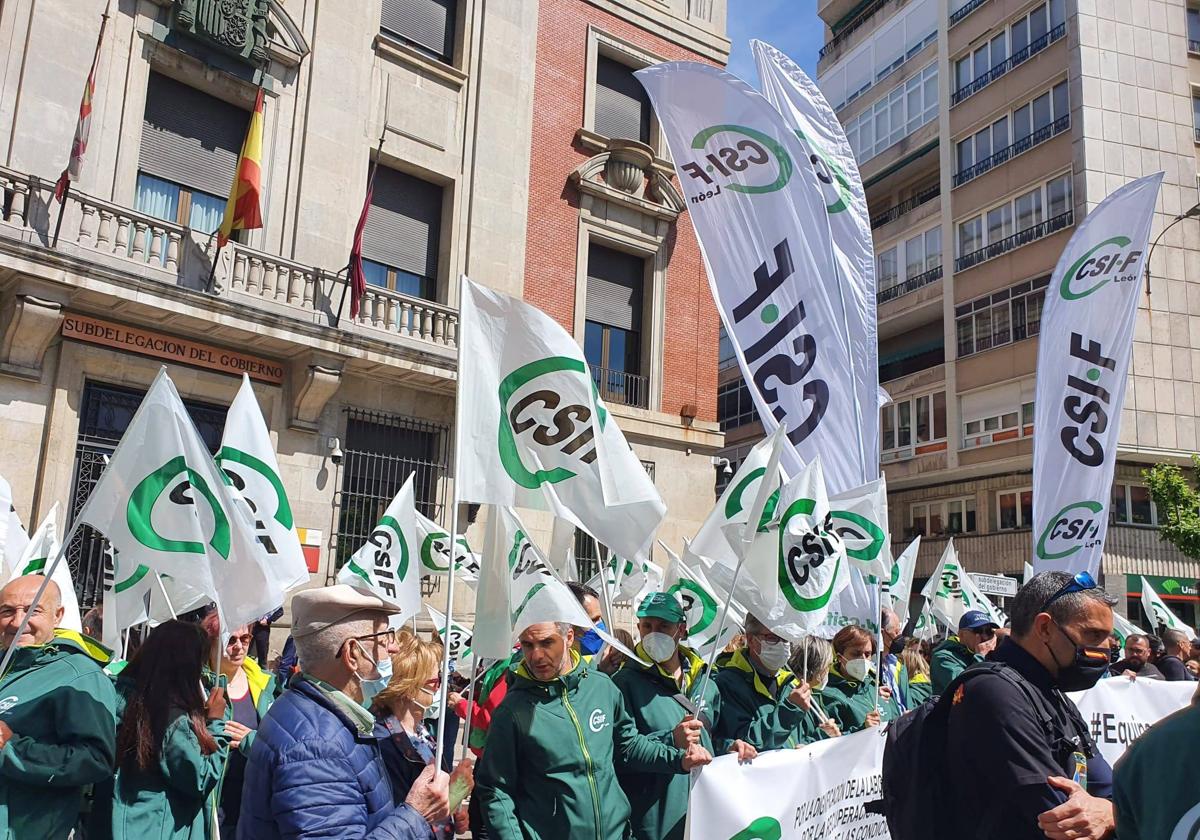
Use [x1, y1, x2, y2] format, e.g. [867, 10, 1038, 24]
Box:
[637, 591, 685, 623]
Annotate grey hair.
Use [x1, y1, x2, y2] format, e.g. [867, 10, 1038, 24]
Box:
[743, 612, 767, 637]
[555, 622, 572, 637]
[880, 606, 901, 636]
[1011, 571, 1117, 637]
[790, 635, 833, 684]
[293, 616, 378, 669]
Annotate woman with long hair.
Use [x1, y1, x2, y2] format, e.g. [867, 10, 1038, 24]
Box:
[821, 625, 901, 734]
[901, 638, 934, 705]
[109, 620, 230, 839]
[373, 630, 470, 839]
[216, 623, 277, 837]
[789, 635, 842, 744]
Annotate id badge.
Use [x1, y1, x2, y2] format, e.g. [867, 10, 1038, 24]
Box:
[1071, 751, 1088, 788]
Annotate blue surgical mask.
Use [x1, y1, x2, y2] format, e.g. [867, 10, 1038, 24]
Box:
[354, 641, 393, 708]
[579, 621, 607, 656]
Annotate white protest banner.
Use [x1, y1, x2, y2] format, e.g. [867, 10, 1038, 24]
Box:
[887, 536, 920, 624]
[753, 40, 880, 482]
[13, 503, 81, 631]
[415, 510, 480, 584]
[337, 474, 422, 627]
[685, 728, 888, 840]
[637, 62, 872, 493]
[457, 278, 665, 560]
[218, 374, 309, 594]
[1068, 677, 1194, 766]
[1032, 173, 1163, 575]
[1140, 576, 1188, 633]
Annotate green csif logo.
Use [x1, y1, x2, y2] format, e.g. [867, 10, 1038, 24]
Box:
[681, 124, 793, 204]
[126, 456, 231, 559]
[497, 356, 607, 490]
[347, 514, 411, 599]
[1061, 236, 1141, 300]
[729, 816, 783, 840]
[829, 509, 886, 565]
[1035, 500, 1104, 561]
[667, 578, 718, 637]
[794, 127, 851, 214]
[723, 467, 781, 533]
[421, 530, 473, 574]
[777, 498, 844, 612]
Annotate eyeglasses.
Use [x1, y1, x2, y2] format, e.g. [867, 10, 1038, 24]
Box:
[1041, 571, 1097, 612]
[227, 634, 253, 648]
[354, 630, 396, 644]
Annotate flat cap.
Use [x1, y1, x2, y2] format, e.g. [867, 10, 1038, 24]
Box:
[290, 584, 403, 638]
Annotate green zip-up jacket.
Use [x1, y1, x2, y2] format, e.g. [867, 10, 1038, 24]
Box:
[104, 678, 231, 840]
[711, 649, 807, 752]
[0, 629, 117, 840]
[821, 667, 902, 734]
[477, 650, 687, 840]
[931, 637, 982, 696]
[611, 644, 720, 840]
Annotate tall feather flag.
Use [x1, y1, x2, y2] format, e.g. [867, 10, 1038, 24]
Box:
[55, 1, 110, 203]
[217, 89, 265, 247]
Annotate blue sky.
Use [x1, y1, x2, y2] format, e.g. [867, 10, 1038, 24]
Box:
[725, 0, 822, 86]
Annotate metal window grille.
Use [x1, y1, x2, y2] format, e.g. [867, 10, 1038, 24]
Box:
[334, 408, 449, 572]
[66, 381, 227, 610]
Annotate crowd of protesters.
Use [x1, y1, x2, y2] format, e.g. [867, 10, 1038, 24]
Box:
[1, 569, 1198, 839]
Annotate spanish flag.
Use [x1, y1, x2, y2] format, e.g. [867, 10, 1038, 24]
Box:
[218, 88, 265, 247]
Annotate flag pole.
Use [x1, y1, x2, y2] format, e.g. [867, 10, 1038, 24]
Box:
[458, 656, 486, 754]
[153, 573, 178, 619]
[336, 131, 387, 329]
[0, 519, 83, 678]
[434, 275, 469, 771]
[51, 183, 71, 248]
[596, 545, 616, 631]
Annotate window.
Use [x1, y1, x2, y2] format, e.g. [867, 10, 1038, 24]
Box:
[1189, 8, 1200, 50]
[877, 246, 899, 290]
[955, 81, 1068, 186]
[1015, 187, 1043, 231]
[585, 244, 646, 407]
[881, 391, 946, 459]
[717, 379, 758, 431]
[137, 73, 249, 240]
[911, 497, 976, 536]
[361, 166, 444, 301]
[956, 277, 1049, 357]
[997, 489, 1034, 529]
[958, 215, 983, 256]
[844, 63, 937, 164]
[718, 324, 736, 368]
[1046, 173, 1071, 218]
[380, 0, 456, 63]
[1193, 95, 1200, 140]
[956, 173, 1072, 266]
[595, 56, 651, 144]
[964, 401, 1034, 448]
[1111, 483, 1159, 526]
[951, 1, 1065, 101]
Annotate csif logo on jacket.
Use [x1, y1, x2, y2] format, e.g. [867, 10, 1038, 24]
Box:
[588, 708, 609, 733]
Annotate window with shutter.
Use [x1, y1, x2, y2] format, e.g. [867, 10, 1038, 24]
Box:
[360, 165, 443, 301]
[380, 0, 456, 63]
[584, 243, 646, 407]
[594, 56, 651, 143]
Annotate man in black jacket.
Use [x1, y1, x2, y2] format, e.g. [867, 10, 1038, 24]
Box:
[945, 571, 1116, 840]
[1157, 629, 1197, 681]
[1109, 634, 1165, 680]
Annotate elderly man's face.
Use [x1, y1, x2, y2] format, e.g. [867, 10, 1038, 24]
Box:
[0, 576, 63, 649]
[520, 622, 572, 681]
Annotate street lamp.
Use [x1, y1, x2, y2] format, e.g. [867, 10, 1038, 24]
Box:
[1145, 201, 1200, 296]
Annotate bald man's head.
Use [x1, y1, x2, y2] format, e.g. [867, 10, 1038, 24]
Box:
[0, 575, 63, 648]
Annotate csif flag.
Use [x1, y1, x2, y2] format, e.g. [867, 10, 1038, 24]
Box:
[811, 567, 879, 640]
[912, 600, 939, 641]
[217, 88, 265, 247]
[11, 503, 81, 632]
[1032, 173, 1163, 575]
[587, 553, 664, 605]
[218, 374, 308, 595]
[0, 475, 29, 575]
[828, 478, 891, 580]
[337, 474, 422, 627]
[636, 62, 872, 492]
[457, 278, 665, 561]
[886, 536, 921, 624]
[920, 539, 1006, 629]
[426, 604, 474, 671]
[76, 368, 280, 631]
[1140, 576, 1187, 633]
[415, 510, 480, 584]
[1111, 610, 1143, 647]
[661, 542, 742, 659]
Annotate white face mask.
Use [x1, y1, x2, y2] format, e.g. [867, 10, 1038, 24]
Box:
[757, 639, 792, 672]
[641, 632, 678, 664]
[843, 657, 872, 682]
[814, 675, 829, 692]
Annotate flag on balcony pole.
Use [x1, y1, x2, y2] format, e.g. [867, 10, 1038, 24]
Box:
[54, 0, 110, 204]
[343, 134, 386, 323]
[1031, 173, 1162, 576]
[217, 88, 265, 248]
[456, 277, 665, 561]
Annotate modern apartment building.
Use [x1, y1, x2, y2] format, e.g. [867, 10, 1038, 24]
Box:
[0, 0, 728, 625]
[719, 0, 1200, 626]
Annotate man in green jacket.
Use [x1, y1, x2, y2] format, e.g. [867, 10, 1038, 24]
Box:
[477, 621, 712, 840]
[0, 575, 118, 839]
[711, 612, 817, 752]
[931, 610, 999, 695]
[613, 593, 757, 840]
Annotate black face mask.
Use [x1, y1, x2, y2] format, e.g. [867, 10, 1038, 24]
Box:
[889, 636, 907, 656]
[1108, 645, 1121, 666]
[1047, 622, 1111, 692]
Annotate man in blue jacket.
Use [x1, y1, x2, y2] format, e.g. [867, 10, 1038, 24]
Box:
[239, 585, 448, 839]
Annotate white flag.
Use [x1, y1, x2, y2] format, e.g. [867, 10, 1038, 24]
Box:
[1024, 562, 1035, 585]
[1032, 173, 1163, 575]
[415, 510, 480, 585]
[102, 547, 208, 649]
[752, 40, 880, 480]
[457, 278, 665, 560]
[920, 539, 1006, 629]
[426, 604, 474, 671]
[13, 503, 81, 632]
[337, 474, 422, 627]
[548, 518, 579, 582]
[218, 374, 309, 595]
[829, 478, 890, 580]
[0, 475, 28, 572]
[662, 542, 742, 659]
[637, 61, 873, 492]
[76, 368, 279, 631]
[811, 567, 879, 641]
[587, 553, 664, 605]
[1111, 611, 1143, 646]
[1140, 577, 1187, 633]
[912, 600, 939, 641]
[887, 536, 921, 624]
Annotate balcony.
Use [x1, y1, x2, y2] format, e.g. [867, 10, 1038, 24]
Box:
[949, 0, 989, 26]
[955, 210, 1073, 272]
[1190, 39, 1200, 52]
[589, 364, 649, 409]
[951, 23, 1066, 106]
[0, 166, 458, 358]
[818, 0, 890, 60]
[953, 114, 1070, 188]
[878, 265, 942, 304]
[870, 184, 940, 230]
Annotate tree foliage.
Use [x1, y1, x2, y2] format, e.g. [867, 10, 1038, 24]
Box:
[1143, 456, 1200, 560]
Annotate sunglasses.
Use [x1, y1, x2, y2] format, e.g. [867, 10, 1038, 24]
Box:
[1041, 570, 1097, 612]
